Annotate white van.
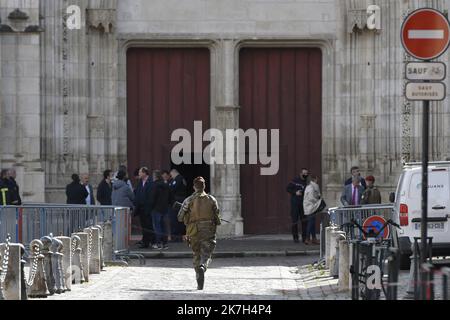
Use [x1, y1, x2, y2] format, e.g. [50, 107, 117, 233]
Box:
[391, 162, 450, 269]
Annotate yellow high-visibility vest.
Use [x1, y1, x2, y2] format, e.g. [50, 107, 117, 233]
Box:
[0, 188, 8, 205]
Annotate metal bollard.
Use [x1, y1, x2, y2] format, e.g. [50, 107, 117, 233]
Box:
[40, 236, 56, 295]
[71, 235, 85, 284]
[84, 227, 101, 274]
[55, 237, 72, 291]
[28, 240, 50, 298]
[51, 238, 65, 294]
[73, 232, 89, 282]
[338, 240, 350, 291]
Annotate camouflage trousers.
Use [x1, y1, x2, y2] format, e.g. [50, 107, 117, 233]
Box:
[189, 223, 217, 271]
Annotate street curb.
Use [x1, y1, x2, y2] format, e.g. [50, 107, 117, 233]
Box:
[130, 250, 320, 259]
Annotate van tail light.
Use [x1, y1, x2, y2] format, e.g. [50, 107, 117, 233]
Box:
[400, 204, 409, 226]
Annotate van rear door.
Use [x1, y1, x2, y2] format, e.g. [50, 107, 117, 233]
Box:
[407, 168, 450, 242]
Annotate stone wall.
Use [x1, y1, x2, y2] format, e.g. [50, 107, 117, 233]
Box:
[39, 0, 119, 203]
[0, 0, 44, 202]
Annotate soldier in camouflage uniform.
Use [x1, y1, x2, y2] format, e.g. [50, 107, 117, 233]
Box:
[178, 177, 221, 290]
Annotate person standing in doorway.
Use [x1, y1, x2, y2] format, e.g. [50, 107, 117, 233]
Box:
[149, 170, 171, 250]
[134, 167, 154, 248]
[178, 177, 221, 290]
[97, 170, 113, 206]
[303, 175, 326, 245]
[287, 169, 309, 243]
[170, 169, 187, 242]
[162, 170, 174, 242]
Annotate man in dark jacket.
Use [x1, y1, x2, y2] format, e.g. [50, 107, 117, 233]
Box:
[6, 169, 22, 206]
[0, 169, 12, 206]
[169, 169, 187, 241]
[66, 174, 89, 205]
[134, 167, 154, 248]
[344, 166, 367, 189]
[287, 168, 309, 243]
[97, 170, 113, 205]
[149, 170, 171, 250]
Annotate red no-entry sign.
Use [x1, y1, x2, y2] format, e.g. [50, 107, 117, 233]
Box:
[401, 8, 450, 60]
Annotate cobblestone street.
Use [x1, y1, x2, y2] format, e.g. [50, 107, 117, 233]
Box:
[37, 255, 348, 300]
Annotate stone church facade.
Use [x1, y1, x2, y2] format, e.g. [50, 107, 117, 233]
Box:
[1, 0, 449, 236]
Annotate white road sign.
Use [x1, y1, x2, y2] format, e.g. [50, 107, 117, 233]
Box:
[406, 62, 446, 81]
[405, 82, 446, 101]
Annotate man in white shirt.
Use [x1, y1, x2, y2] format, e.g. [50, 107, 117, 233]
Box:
[81, 174, 96, 205]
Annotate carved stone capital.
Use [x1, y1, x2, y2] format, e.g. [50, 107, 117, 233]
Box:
[86, 9, 116, 34]
[8, 9, 29, 21]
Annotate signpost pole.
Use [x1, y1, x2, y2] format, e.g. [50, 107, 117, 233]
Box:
[421, 97, 430, 300]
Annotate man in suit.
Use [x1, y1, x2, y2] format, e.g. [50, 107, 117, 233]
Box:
[344, 166, 367, 189]
[81, 174, 96, 205]
[134, 167, 154, 248]
[341, 176, 365, 206]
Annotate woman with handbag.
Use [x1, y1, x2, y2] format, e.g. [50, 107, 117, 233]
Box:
[303, 175, 327, 245]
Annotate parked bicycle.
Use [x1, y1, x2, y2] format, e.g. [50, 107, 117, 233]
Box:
[349, 218, 401, 300]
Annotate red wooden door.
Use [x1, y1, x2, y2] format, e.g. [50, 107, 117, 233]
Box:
[239, 48, 322, 234]
[126, 48, 211, 176]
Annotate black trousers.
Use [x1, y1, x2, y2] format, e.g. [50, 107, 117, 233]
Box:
[291, 205, 307, 241]
[139, 211, 155, 246]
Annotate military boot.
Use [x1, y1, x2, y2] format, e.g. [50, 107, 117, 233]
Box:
[196, 266, 206, 290]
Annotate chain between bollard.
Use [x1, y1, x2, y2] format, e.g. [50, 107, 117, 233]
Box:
[71, 236, 77, 258]
[0, 234, 11, 286]
[26, 241, 40, 287]
[88, 227, 93, 263]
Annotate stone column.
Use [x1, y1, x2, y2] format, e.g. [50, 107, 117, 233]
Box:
[212, 39, 243, 238]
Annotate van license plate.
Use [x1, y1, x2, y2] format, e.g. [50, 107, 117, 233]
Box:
[414, 222, 445, 231]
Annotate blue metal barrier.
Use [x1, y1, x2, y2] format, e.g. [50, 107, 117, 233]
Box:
[0, 205, 130, 253]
